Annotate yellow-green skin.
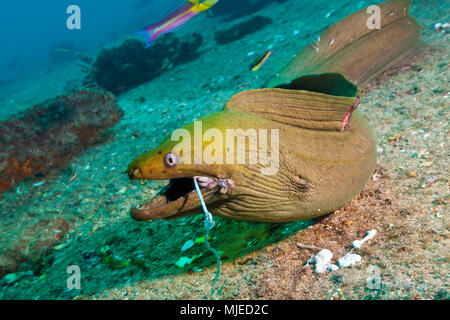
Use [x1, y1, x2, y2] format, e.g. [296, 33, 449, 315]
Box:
[128, 90, 376, 222]
[267, 0, 421, 88]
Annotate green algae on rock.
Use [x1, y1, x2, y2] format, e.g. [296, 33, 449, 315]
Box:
[85, 35, 204, 95]
[0, 88, 122, 194]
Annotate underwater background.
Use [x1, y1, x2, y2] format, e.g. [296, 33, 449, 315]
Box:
[0, 0, 448, 299]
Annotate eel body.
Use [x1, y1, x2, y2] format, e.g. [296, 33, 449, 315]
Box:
[126, 0, 420, 222]
[267, 0, 421, 88]
[128, 86, 375, 222]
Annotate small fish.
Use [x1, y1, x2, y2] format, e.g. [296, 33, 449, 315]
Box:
[250, 50, 273, 72]
[138, 0, 219, 48]
[54, 48, 72, 53]
[325, 9, 336, 19]
[114, 85, 126, 92]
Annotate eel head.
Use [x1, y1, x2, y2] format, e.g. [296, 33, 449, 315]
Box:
[126, 115, 242, 221]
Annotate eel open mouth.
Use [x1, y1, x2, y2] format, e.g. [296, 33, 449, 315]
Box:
[131, 177, 234, 221]
[163, 178, 196, 202]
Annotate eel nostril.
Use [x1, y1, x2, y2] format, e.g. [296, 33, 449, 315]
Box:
[129, 168, 141, 179]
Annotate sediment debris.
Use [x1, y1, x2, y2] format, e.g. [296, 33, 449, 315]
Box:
[301, 229, 377, 274]
[305, 249, 339, 273]
[0, 88, 123, 194]
[337, 253, 362, 268]
[434, 22, 449, 32]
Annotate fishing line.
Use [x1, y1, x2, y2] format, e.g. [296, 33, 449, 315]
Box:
[193, 177, 221, 300]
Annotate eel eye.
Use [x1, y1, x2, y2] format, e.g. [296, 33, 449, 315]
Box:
[164, 152, 179, 167]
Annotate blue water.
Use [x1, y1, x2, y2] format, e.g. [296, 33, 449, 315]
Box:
[0, 0, 183, 82]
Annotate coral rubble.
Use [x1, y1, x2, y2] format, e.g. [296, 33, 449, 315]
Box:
[85, 34, 204, 94]
[0, 88, 123, 194]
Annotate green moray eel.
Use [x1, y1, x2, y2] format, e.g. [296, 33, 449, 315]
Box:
[126, 0, 420, 222]
[127, 75, 376, 222]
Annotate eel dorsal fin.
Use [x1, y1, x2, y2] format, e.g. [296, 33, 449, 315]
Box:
[225, 89, 358, 132]
[227, 73, 359, 132]
[266, 0, 421, 88]
[276, 73, 358, 97]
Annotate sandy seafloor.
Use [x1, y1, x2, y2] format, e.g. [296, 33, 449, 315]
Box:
[0, 0, 448, 300]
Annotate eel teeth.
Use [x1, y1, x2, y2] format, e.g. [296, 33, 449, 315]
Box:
[194, 176, 234, 191]
[195, 176, 217, 189]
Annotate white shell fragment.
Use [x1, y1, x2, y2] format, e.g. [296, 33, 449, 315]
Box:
[434, 22, 449, 30]
[32, 180, 46, 188]
[337, 253, 362, 268]
[352, 229, 377, 249]
[302, 230, 377, 273]
[306, 249, 335, 273]
[327, 264, 339, 272]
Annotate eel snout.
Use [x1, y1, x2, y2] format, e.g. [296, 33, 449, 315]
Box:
[130, 176, 234, 221]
